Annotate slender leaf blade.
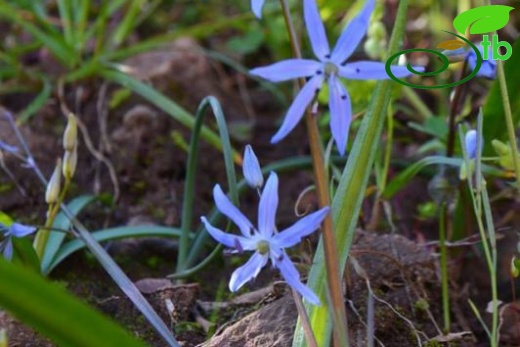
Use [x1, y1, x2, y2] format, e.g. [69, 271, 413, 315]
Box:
[0, 258, 149, 347]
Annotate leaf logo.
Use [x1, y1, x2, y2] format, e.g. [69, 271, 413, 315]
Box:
[453, 5, 514, 35]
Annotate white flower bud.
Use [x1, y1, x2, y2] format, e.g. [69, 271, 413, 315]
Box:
[243, 145, 263, 189]
[62, 144, 78, 180]
[45, 158, 62, 204]
[63, 113, 77, 152]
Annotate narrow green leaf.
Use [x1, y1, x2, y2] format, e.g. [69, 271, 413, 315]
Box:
[46, 226, 190, 275]
[0, 3, 74, 67]
[111, 0, 142, 47]
[177, 96, 238, 272]
[57, 0, 73, 47]
[381, 156, 504, 199]
[18, 77, 52, 123]
[0, 258, 149, 347]
[57, 209, 180, 346]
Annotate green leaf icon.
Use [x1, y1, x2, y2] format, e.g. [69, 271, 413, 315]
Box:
[453, 5, 514, 35]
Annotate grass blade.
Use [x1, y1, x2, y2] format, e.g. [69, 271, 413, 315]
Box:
[18, 76, 52, 124]
[0, 2, 74, 68]
[177, 96, 239, 272]
[381, 156, 504, 199]
[59, 209, 180, 347]
[0, 258, 148, 347]
[46, 226, 191, 274]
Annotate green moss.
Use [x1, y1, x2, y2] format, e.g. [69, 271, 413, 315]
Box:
[414, 298, 430, 311]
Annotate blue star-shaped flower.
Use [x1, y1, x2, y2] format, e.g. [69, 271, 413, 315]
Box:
[201, 172, 329, 305]
[0, 222, 36, 260]
[250, 0, 423, 154]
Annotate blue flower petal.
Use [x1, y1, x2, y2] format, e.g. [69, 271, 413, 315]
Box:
[258, 172, 278, 237]
[250, 59, 322, 83]
[275, 207, 329, 248]
[229, 252, 268, 291]
[201, 217, 250, 249]
[251, 0, 266, 18]
[9, 223, 36, 237]
[213, 185, 254, 237]
[328, 75, 351, 155]
[271, 75, 324, 143]
[467, 45, 496, 79]
[276, 252, 320, 305]
[339, 61, 423, 80]
[303, 0, 330, 60]
[330, 0, 375, 64]
[243, 145, 264, 189]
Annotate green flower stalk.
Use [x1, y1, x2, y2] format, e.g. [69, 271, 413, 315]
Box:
[45, 159, 62, 205]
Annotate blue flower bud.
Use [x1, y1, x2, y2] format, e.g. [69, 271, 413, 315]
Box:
[465, 129, 482, 159]
[243, 145, 263, 189]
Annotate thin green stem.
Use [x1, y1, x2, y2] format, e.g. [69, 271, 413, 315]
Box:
[496, 60, 520, 191]
[34, 178, 71, 260]
[171, 245, 223, 279]
[279, 1, 348, 346]
[482, 188, 498, 347]
[439, 202, 450, 333]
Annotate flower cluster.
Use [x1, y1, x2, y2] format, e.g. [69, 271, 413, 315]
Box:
[201, 146, 328, 304]
[204, 0, 423, 304]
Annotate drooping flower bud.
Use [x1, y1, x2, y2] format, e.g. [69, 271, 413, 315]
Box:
[63, 113, 77, 152]
[243, 145, 263, 189]
[45, 158, 62, 204]
[62, 144, 78, 180]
